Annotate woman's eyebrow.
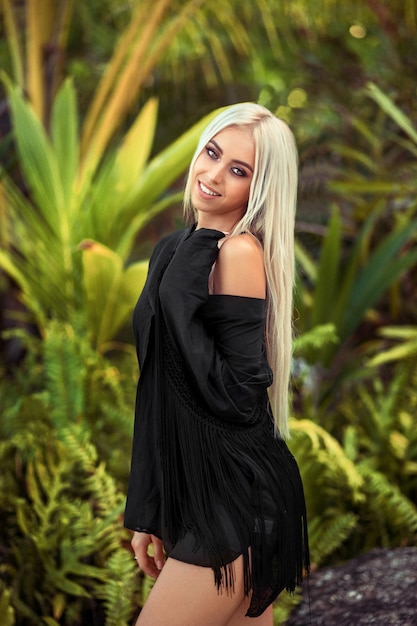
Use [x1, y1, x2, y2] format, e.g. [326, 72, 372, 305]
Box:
[210, 139, 254, 173]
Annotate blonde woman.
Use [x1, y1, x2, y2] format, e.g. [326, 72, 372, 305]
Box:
[125, 103, 309, 625]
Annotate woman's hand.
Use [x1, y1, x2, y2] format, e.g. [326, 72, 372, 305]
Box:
[131, 531, 165, 579]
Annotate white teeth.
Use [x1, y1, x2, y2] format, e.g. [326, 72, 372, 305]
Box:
[200, 181, 219, 196]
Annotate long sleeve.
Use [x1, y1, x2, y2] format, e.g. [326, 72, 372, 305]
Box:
[158, 228, 272, 422]
[133, 229, 186, 370]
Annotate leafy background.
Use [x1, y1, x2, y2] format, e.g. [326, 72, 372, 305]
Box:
[0, 1, 416, 624]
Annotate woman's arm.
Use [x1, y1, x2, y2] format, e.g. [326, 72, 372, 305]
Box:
[159, 229, 271, 422]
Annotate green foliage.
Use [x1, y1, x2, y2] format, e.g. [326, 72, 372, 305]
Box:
[289, 410, 417, 568]
[357, 465, 417, 550]
[308, 513, 358, 566]
[91, 550, 139, 626]
[340, 363, 417, 502]
[1, 2, 417, 625]
[0, 320, 140, 625]
[273, 587, 303, 626]
[366, 325, 417, 367]
[80, 241, 148, 350]
[0, 77, 223, 348]
[295, 207, 417, 367]
[2, 318, 136, 484]
[293, 323, 338, 357]
[290, 358, 417, 572]
[4, 432, 136, 625]
[289, 419, 364, 564]
[0, 587, 15, 626]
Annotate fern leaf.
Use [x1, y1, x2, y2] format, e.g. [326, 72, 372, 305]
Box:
[359, 464, 417, 539]
[308, 513, 358, 565]
[92, 550, 138, 626]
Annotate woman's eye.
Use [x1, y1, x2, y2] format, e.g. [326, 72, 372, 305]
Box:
[232, 166, 245, 177]
[206, 147, 217, 159]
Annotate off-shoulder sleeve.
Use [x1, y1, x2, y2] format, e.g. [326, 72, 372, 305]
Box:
[158, 228, 272, 422]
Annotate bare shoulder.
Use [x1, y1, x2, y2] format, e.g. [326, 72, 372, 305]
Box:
[213, 234, 266, 298]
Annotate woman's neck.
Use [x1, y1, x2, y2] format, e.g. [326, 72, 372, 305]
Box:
[196, 215, 240, 234]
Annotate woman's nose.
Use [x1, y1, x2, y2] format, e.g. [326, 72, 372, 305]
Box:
[208, 162, 224, 183]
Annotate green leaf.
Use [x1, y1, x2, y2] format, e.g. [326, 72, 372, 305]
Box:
[379, 326, 417, 339]
[116, 190, 184, 259]
[50, 573, 91, 598]
[0, 249, 31, 300]
[295, 240, 316, 282]
[330, 210, 379, 337]
[51, 79, 79, 207]
[367, 82, 417, 145]
[6, 82, 65, 223]
[343, 220, 417, 339]
[329, 179, 415, 195]
[0, 588, 16, 626]
[312, 207, 341, 327]
[114, 97, 158, 193]
[367, 326, 417, 366]
[80, 240, 148, 349]
[293, 323, 338, 356]
[42, 618, 61, 626]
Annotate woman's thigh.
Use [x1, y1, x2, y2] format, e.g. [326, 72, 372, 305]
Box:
[136, 556, 248, 626]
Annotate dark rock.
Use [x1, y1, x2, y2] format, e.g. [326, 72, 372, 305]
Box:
[286, 547, 417, 626]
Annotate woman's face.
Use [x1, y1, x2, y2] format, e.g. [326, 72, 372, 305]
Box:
[191, 126, 255, 225]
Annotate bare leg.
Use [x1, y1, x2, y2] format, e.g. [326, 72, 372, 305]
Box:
[136, 555, 262, 626]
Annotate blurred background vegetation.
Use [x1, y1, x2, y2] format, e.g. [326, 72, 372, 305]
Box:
[0, 1, 416, 624]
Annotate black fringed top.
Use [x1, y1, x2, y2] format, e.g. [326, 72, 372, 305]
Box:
[124, 226, 309, 617]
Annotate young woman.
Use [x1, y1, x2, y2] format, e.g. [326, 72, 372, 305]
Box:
[125, 103, 309, 625]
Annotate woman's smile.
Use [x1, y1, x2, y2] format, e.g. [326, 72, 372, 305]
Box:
[198, 180, 221, 197]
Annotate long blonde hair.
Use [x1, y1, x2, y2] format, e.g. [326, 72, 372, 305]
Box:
[183, 103, 298, 438]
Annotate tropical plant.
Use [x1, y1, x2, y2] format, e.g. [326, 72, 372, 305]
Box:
[0, 0, 209, 144]
[291, 313, 417, 567]
[366, 325, 417, 367]
[1, 430, 137, 626]
[288, 414, 417, 563]
[327, 83, 417, 218]
[1, 0, 228, 360]
[1, 2, 417, 625]
[2, 315, 135, 480]
[0, 317, 141, 625]
[294, 206, 417, 402]
[292, 80, 417, 420]
[1, 0, 73, 125]
[0, 77, 223, 351]
[289, 420, 364, 563]
[340, 362, 417, 502]
[0, 586, 15, 626]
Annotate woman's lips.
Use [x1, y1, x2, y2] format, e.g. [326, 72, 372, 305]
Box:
[198, 180, 220, 197]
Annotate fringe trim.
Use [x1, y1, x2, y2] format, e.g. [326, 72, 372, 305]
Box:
[154, 303, 309, 617]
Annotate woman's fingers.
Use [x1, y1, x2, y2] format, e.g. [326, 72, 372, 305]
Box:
[133, 533, 157, 578]
[131, 532, 164, 579]
[152, 535, 165, 572]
